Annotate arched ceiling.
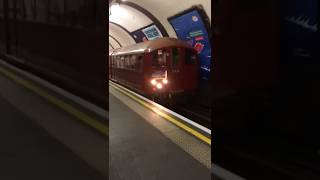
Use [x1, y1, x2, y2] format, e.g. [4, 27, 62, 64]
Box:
[109, 22, 135, 48]
[109, 4, 153, 32]
[109, 0, 211, 51]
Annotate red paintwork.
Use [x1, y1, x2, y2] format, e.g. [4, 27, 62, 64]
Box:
[109, 38, 199, 98]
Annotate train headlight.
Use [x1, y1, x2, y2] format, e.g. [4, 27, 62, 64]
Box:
[151, 79, 157, 85]
[156, 83, 163, 89]
[162, 79, 168, 84]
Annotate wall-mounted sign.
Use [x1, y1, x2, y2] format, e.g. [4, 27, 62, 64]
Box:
[131, 24, 163, 43]
[142, 25, 162, 40]
[168, 8, 211, 81]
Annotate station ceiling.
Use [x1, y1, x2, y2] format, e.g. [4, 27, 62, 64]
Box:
[109, 0, 211, 50]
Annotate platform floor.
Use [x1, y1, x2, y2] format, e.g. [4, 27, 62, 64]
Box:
[109, 83, 211, 180]
[0, 60, 107, 179]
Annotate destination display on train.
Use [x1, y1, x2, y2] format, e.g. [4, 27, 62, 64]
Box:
[169, 9, 211, 81]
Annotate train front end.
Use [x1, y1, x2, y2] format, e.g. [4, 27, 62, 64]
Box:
[146, 47, 198, 102]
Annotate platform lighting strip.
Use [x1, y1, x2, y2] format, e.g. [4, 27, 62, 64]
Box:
[0, 62, 108, 136]
[109, 81, 211, 145]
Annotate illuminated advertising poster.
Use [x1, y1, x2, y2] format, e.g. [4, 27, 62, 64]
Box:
[169, 9, 211, 81]
[281, 0, 318, 61]
[131, 24, 162, 43]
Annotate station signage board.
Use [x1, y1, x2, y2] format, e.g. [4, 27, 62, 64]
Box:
[142, 25, 162, 40]
[131, 24, 162, 43]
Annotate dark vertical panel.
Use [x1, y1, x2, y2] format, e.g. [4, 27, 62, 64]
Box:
[49, 0, 65, 24]
[35, 0, 49, 22]
[3, 0, 10, 54]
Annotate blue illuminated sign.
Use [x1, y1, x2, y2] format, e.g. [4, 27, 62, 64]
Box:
[169, 9, 211, 81]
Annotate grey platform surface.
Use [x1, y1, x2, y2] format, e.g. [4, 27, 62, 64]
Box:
[0, 62, 107, 179]
[0, 94, 105, 180]
[109, 93, 210, 180]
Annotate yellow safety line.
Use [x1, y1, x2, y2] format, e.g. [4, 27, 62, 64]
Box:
[109, 82, 211, 145]
[0, 66, 108, 136]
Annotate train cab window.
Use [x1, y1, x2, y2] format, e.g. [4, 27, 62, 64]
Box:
[125, 56, 130, 69]
[116, 56, 121, 68]
[172, 48, 180, 68]
[185, 49, 197, 65]
[152, 50, 167, 67]
[120, 56, 124, 69]
[111, 56, 115, 67]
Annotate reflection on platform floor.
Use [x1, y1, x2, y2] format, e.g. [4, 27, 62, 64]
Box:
[109, 83, 210, 180]
[0, 61, 107, 179]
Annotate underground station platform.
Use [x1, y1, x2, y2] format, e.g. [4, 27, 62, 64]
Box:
[109, 81, 212, 180]
[0, 57, 240, 180]
[0, 59, 108, 179]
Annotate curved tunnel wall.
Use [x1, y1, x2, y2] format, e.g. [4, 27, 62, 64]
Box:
[109, 0, 211, 50]
[109, 22, 136, 49]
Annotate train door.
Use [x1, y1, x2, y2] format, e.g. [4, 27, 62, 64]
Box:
[169, 47, 183, 90]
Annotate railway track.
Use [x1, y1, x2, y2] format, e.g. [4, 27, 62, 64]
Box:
[156, 100, 211, 129]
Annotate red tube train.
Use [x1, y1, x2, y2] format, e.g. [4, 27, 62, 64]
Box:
[109, 37, 199, 101]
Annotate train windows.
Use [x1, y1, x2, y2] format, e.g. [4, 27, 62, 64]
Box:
[137, 55, 143, 72]
[120, 56, 125, 69]
[152, 50, 167, 67]
[110, 56, 113, 67]
[113, 56, 116, 68]
[125, 56, 130, 70]
[185, 49, 196, 65]
[130, 55, 137, 70]
[116, 56, 120, 69]
[172, 48, 180, 68]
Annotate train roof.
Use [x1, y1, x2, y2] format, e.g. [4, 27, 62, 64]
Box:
[110, 37, 194, 56]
